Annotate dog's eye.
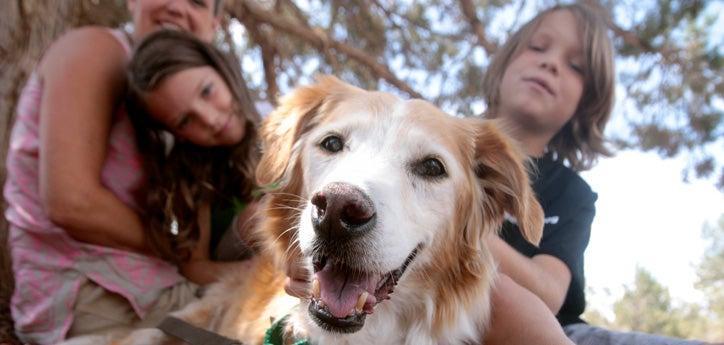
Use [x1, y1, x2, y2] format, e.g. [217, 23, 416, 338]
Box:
[320, 135, 344, 153]
[413, 157, 447, 178]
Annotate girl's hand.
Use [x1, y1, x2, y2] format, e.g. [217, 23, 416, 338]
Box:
[180, 256, 259, 286]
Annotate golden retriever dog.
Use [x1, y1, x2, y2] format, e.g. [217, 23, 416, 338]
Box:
[64, 75, 542, 345]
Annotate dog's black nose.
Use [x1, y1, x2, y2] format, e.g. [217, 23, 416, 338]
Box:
[311, 182, 376, 240]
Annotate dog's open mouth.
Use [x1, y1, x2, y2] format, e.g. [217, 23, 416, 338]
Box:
[307, 245, 421, 333]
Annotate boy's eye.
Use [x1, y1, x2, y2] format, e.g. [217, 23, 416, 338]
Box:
[569, 62, 584, 74]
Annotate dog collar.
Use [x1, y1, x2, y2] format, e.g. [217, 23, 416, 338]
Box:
[263, 315, 309, 345]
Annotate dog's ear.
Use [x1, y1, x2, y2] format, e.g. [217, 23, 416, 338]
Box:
[470, 119, 543, 245]
[256, 75, 348, 187]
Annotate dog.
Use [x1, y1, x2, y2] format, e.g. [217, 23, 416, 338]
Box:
[67, 75, 543, 345]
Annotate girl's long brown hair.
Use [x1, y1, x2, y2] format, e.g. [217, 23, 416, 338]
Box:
[126, 29, 260, 263]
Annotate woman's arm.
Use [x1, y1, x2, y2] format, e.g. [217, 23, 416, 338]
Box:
[38, 27, 150, 254]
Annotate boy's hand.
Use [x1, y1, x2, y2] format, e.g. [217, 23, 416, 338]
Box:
[284, 251, 311, 298]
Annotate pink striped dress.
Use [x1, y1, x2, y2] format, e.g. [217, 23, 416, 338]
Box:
[4, 29, 184, 344]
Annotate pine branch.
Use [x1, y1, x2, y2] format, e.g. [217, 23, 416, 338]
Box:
[235, 8, 280, 104]
[229, 0, 422, 99]
[221, 18, 242, 67]
[458, 0, 497, 55]
[577, 1, 690, 71]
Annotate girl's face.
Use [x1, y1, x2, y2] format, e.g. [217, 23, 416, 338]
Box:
[143, 66, 246, 147]
[498, 10, 584, 138]
[127, 0, 219, 42]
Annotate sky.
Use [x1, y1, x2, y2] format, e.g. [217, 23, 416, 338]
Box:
[581, 1, 724, 316]
[582, 150, 723, 317]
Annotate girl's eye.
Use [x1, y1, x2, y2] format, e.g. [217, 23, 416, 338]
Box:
[177, 115, 191, 130]
[528, 44, 544, 52]
[201, 83, 213, 98]
[320, 135, 344, 153]
[190, 0, 207, 8]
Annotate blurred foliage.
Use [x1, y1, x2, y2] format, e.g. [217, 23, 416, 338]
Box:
[3, 0, 721, 188]
[585, 216, 724, 342]
[612, 267, 693, 337]
[219, 0, 724, 189]
[694, 214, 724, 340]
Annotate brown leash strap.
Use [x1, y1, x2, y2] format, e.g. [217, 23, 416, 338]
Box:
[157, 316, 243, 345]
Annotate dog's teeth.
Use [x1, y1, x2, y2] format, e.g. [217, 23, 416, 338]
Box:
[312, 279, 320, 298]
[355, 291, 368, 313]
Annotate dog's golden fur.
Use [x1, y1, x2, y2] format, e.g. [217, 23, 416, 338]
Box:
[64, 75, 542, 345]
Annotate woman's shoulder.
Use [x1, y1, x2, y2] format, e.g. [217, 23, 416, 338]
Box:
[39, 26, 128, 76]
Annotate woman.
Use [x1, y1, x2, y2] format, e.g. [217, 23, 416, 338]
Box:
[4, 1, 224, 343]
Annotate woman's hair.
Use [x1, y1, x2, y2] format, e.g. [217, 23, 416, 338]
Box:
[482, 3, 615, 171]
[127, 29, 260, 263]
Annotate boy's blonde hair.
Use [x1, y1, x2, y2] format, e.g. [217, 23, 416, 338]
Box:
[482, 3, 615, 171]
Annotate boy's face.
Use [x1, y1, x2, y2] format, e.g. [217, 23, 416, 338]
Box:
[498, 9, 584, 139]
[127, 0, 220, 42]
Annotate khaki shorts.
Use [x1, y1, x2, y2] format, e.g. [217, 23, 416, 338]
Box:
[67, 278, 199, 338]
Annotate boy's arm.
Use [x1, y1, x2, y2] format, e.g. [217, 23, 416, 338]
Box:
[484, 274, 574, 345]
[490, 182, 596, 314]
[489, 235, 571, 313]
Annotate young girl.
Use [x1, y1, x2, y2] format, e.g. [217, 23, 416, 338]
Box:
[126, 28, 262, 285]
[4, 1, 225, 343]
[481, 4, 705, 345]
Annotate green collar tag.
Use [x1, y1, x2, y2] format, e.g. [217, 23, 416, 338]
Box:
[263, 315, 310, 345]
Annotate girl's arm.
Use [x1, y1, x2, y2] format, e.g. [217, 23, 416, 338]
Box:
[39, 27, 150, 254]
[181, 203, 260, 285]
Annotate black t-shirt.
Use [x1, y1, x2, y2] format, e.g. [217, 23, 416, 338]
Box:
[500, 155, 596, 326]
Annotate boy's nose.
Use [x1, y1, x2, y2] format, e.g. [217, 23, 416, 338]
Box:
[539, 55, 559, 75]
[164, 0, 187, 17]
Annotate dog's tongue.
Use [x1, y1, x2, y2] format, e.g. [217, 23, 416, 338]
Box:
[315, 263, 379, 318]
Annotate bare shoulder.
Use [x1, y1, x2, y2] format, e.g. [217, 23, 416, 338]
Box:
[39, 26, 127, 79]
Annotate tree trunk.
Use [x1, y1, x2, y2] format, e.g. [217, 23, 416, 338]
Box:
[0, 1, 128, 342]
